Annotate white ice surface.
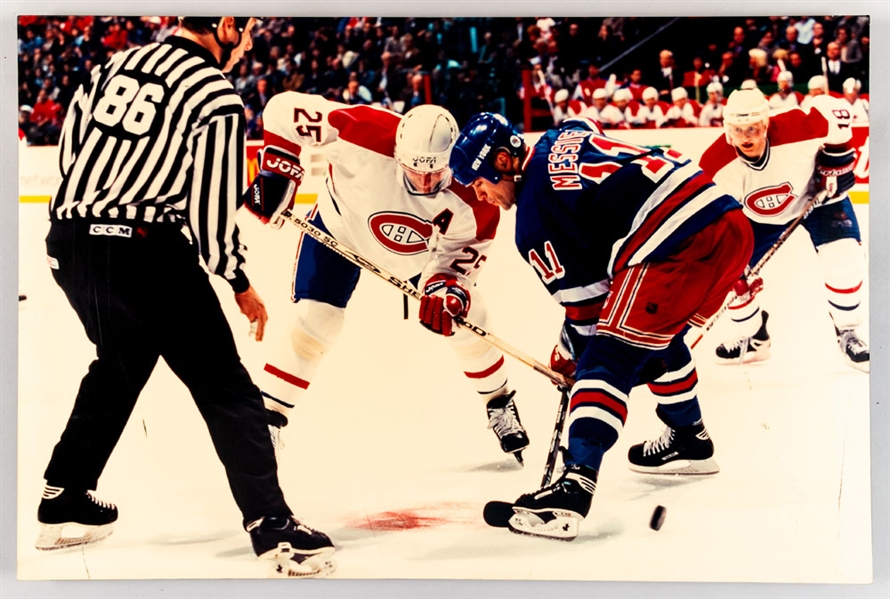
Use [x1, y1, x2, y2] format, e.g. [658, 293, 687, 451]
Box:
[16, 201, 871, 582]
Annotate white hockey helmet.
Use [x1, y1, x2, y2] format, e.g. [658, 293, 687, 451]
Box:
[706, 81, 723, 96]
[723, 89, 770, 143]
[395, 104, 459, 195]
[641, 86, 659, 101]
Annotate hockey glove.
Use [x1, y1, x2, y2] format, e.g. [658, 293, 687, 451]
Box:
[549, 325, 577, 386]
[815, 145, 856, 199]
[244, 147, 303, 228]
[732, 275, 764, 306]
[419, 276, 470, 337]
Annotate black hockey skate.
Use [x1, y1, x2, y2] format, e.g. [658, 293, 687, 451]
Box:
[507, 464, 598, 541]
[35, 485, 118, 550]
[835, 326, 869, 373]
[267, 409, 288, 456]
[248, 515, 336, 578]
[628, 406, 719, 475]
[715, 310, 771, 365]
[486, 391, 529, 463]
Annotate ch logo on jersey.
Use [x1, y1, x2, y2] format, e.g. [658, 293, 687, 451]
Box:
[744, 182, 796, 217]
[368, 212, 433, 255]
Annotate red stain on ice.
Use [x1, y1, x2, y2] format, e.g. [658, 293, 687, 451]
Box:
[348, 502, 477, 531]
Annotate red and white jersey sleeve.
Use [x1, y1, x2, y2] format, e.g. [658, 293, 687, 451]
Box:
[699, 98, 853, 226]
[262, 92, 499, 284]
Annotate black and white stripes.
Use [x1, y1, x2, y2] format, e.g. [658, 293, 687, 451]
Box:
[50, 36, 248, 284]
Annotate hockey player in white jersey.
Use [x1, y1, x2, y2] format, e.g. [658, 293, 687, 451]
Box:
[698, 81, 724, 127]
[699, 89, 869, 372]
[246, 94, 529, 460]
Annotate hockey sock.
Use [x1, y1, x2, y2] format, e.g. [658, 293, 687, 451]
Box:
[261, 299, 345, 415]
[656, 399, 702, 428]
[817, 238, 865, 330]
[449, 294, 509, 401]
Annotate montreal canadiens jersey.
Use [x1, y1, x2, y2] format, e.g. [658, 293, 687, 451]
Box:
[700, 96, 853, 226]
[515, 117, 740, 334]
[262, 92, 499, 286]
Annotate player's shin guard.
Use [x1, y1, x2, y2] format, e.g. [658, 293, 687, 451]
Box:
[260, 300, 346, 451]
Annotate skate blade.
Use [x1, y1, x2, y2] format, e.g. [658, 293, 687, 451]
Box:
[507, 509, 580, 541]
[629, 457, 720, 475]
[262, 542, 336, 578]
[35, 522, 114, 551]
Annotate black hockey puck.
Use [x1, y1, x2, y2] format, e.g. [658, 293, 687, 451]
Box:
[483, 500, 515, 528]
[19, 294, 27, 301]
[650, 505, 667, 531]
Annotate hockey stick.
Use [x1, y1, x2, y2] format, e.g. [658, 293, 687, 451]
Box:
[281, 209, 573, 388]
[689, 189, 829, 349]
[483, 387, 571, 528]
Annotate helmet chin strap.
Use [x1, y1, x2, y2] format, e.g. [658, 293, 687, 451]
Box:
[212, 24, 242, 68]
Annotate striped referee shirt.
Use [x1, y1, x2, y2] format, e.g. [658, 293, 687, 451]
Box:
[52, 36, 250, 291]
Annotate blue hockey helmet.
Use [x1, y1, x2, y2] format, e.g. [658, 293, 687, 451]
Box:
[450, 113, 525, 186]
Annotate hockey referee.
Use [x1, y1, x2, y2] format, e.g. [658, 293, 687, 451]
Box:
[35, 17, 335, 577]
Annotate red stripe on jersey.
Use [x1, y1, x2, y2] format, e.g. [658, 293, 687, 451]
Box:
[264, 131, 302, 157]
[698, 133, 738, 177]
[769, 107, 829, 147]
[465, 356, 505, 379]
[327, 105, 400, 157]
[649, 369, 698, 395]
[570, 389, 628, 422]
[612, 173, 712, 273]
[565, 301, 605, 321]
[264, 364, 310, 390]
[826, 281, 862, 294]
[449, 181, 500, 241]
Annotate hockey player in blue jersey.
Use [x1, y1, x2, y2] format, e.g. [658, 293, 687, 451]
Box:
[450, 113, 754, 541]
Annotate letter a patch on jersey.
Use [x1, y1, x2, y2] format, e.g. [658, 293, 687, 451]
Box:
[368, 212, 433, 255]
[529, 241, 565, 284]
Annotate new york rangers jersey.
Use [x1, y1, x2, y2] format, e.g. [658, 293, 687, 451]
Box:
[261, 92, 499, 287]
[700, 96, 853, 226]
[514, 118, 740, 334]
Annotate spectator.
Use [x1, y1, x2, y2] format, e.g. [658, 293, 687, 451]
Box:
[810, 21, 828, 61]
[342, 75, 372, 105]
[400, 72, 427, 113]
[842, 78, 868, 123]
[610, 88, 635, 129]
[234, 62, 257, 95]
[825, 41, 854, 93]
[245, 77, 272, 113]
[794, 16, 817, 44]
[747, 48, 777, 85]
[572, 63, 608, 106]
[698, 81, 724, 127]
[623, 68, 647, 101]
[633, 86, 666, 128]
[834, 25, 863, 65]
[664, 87, 697, 128]
[768, 71, 801, 112]
[654, 49, 678, 102]
[682, 56, 715, 90]
[800, 74, 828, 110]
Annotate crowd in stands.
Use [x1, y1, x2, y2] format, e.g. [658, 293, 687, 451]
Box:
[18, 15, 870, 146]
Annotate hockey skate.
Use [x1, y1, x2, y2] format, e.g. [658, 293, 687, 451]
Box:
[35, 485, 118, 551]
[248, 515, 336, 578]
[715, 310, 771, 365]
[486, 391, 529, 464]
[507, 464, 597, 541]
[267, 409, 288, 456]
[835, 326, 869, 373]
[628, 407, 719, 475]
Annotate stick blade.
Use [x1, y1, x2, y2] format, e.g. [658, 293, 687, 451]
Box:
[483, 501, 515, 528]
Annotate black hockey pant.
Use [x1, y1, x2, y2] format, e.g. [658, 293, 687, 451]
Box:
[43, 219, 291, 527]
